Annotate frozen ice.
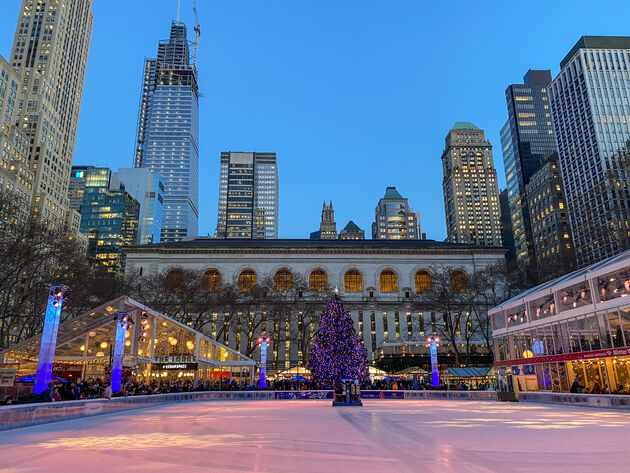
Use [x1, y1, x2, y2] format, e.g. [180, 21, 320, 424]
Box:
[1, 399, 630, 472]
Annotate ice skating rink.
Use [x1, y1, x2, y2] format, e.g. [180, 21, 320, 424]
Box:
[2, 399, 630, 473]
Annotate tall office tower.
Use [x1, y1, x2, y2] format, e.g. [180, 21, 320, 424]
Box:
[550, 36, 630, 266]
[371, 187, 421, 240]
[214, 152, 278, 239]
[319, 201, 337, 239]
[134, 21, 199, 242]
[71, 166, 139, 271]
[117, 168, 164, 245]
[9, 0, 93, 227]
[0, 54, 33, 226]
[501, 70, 558, 266]
[441, 123, 502, 246]
[526, 153, 576, 278]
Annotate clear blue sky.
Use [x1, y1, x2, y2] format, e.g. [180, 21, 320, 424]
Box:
[2, 0, 630, 239]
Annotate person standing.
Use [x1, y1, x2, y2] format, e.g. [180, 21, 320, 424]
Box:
[43, 381, 54, 402]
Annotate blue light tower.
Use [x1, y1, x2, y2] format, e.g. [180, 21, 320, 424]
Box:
[257, 334, 270, 389]
[110, 312, 130, 392]
[34, 285, 68, 395]
[427, 335, 441, 388]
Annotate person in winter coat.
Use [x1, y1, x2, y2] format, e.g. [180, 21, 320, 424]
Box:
[43, 381, 54, 402]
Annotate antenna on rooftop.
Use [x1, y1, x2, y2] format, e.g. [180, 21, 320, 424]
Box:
[176, 0, 181, 22]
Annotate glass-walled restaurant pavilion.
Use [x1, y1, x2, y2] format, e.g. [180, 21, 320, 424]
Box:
[490, 249, 630, 395]
[0, 297, 256, 389]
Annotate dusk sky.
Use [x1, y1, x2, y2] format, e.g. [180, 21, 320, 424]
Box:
[2, 0, 630, 240]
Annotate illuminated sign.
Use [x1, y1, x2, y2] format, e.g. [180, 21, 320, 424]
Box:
[153, 363, 198, 370]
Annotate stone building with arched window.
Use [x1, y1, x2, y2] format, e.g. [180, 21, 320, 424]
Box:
[126, 238, 504, 370]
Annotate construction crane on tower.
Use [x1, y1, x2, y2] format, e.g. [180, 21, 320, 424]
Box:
[192, 0, 201, 68]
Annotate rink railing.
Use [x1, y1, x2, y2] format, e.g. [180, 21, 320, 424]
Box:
[518, 391, 630, 409]
[0, 389, 495, 431]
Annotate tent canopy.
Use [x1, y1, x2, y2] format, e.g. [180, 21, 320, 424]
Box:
[446, 367, 492, 378]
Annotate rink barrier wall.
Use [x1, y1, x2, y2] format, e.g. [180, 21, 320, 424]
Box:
[518, 391, 630, 409]
[0, 389, 495, 431]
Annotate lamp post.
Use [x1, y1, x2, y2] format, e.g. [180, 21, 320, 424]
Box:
[427, 335, 440, 388]
[34, 284, 68, 395]
[257, 334, 270, 389]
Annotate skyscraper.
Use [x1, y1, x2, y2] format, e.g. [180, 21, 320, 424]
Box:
[214, 152, 279, 239]
[371, 187, 421, 240]
[318, 201, 337, 239]
[550, 36, 630, 266]
[71, 166, 139, 272]
[441, 122, 502, 246]
[134, 21, 199, 242]
[9, 0, 93, 227]
[525, 153, 576, 278]
[0, 53, 33, 226]
[500, 70, 558, 266]
[117, 168, 165, 245]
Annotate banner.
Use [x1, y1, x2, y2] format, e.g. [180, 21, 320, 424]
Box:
[0, 368, 16, 387]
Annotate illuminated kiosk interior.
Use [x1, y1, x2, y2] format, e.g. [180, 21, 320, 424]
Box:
[0, 296, 256, 389]
[490, 248, 630, 395]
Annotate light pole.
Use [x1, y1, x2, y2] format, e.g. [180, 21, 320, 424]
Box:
[34, 284, 68, 395]
[427, 335, 441, 388]
[257, 334, 270, 389]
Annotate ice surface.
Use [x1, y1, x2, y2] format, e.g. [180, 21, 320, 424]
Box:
[1, 399, 630, 472]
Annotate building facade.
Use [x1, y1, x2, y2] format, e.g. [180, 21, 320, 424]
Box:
[339, 221, 365, 240]
[214, 152, 279, 239]
[117, 168, 164, 245]
[371, 187, 420, 240]
[125, 239, 505, 370]
[550, 36, 630, 267]
[134, 21, 199, 242]
[499, 189, 516, 262]
[501, 70, 558, 266]
[525, 153, 576, 278]
[318, 201, 337, 239]
[442, 122, 502, 246]
[72, 166, 139, 271]
[9, 0, 93, 227]
[491, 248, 630, 395]
[0, 54, 33, 225]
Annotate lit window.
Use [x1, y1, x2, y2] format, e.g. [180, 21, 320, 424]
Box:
[344, 270, 362, 292]
[415, 270, 433, 291]
[309, 269, 327, 291]
[165, 268, 184, 292]
[238, 269, 256, 291]
[380, 270, 398, 292]
[274, 269, 292, 291]
[201, 269, 221, 292]
[450, 270, 468, 292]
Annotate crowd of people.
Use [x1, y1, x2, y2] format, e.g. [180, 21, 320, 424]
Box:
[1, 375, 497, 405]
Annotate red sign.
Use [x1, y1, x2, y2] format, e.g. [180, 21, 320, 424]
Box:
[493, 346, 630, 367]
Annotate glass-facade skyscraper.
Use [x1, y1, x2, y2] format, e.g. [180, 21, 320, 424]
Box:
[117, 168, 164, 245]
[550, 36, 630, 267]
[214, 152, 278, 239]
[70, 166, 139, 272]
[371, 187, 421, 240]
[134, 21, 199, 242]
[500, 70, 558, 266]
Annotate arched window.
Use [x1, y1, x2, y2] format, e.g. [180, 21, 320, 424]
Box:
[274, 269, 292, 291]
[415, 270, 433, 291]
[165, 269, 184, 292]
[344, 269, 362, 292]
[238, 269, 257, 291]
[450, 270, 468, 292]
[202, 269, 221, 292]
[379, 270, 398, 292]
[309, 269, 327, 291]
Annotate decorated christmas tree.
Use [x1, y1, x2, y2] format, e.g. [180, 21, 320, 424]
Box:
[309, 294, 369, 387]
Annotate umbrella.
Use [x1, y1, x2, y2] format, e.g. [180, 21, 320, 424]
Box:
[18, 374, 68, 384]
[288, 376, 308, 382]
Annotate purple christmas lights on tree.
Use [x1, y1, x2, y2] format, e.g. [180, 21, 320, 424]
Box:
[309, 295, 369, 388]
